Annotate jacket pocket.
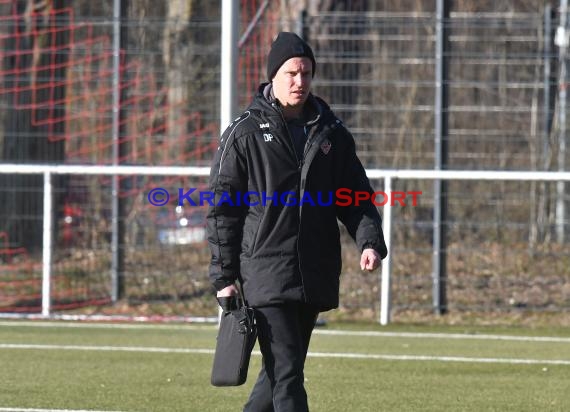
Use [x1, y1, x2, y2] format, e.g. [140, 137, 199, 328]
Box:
[242, 212, 262, 258]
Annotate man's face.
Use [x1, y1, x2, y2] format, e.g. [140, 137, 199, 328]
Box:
[271, 56, 313, 112]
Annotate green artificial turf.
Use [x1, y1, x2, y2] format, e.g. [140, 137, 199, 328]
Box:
[1, 321, 569, 411]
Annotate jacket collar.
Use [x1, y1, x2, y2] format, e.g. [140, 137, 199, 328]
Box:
[260, 83, 321, 126]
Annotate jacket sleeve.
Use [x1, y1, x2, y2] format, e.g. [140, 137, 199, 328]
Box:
[335, 128, 388, 259]
[206, 122, 248, 291]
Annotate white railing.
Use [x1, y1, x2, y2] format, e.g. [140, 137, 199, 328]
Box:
[1, 164, 570, 324]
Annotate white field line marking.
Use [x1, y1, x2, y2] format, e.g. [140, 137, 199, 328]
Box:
[0, 344, 214, 355]
[1, 321, 570, 343]
[313, 329, 570, 343]
[307, 351, 570, 365]
[0, 408, 124, 412]
[0, 321, 216, 331]
[2, 343, 570, 366]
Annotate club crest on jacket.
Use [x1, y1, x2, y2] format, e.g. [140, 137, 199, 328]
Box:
[320, 139, 332, 155]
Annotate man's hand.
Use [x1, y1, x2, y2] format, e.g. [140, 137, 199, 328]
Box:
[216, 283, 239, 298]
[360, 248, 381, 271]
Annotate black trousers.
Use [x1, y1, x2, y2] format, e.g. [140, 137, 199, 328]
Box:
[243, 302, 319, 412]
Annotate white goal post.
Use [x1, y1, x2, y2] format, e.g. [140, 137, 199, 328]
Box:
[1, 164, 570, 324]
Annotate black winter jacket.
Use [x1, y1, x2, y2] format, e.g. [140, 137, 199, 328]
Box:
[207, 84, 387, 311]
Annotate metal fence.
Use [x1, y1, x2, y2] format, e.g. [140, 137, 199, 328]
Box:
[0, 1, 569, 324]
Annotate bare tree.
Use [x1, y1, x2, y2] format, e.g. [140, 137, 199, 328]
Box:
[0, 0, 69, 251]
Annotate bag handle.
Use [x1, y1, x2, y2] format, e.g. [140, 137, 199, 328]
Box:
[216, 280, 247, 312]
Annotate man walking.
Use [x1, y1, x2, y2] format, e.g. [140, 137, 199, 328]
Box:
[207, 32, 387, 411]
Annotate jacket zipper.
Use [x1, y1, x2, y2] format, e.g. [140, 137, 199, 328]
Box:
[271, 102, 306, 300]
[271, 102, 301, 168]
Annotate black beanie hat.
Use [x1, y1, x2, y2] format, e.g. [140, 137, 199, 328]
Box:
[266, 32, 316, 81]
